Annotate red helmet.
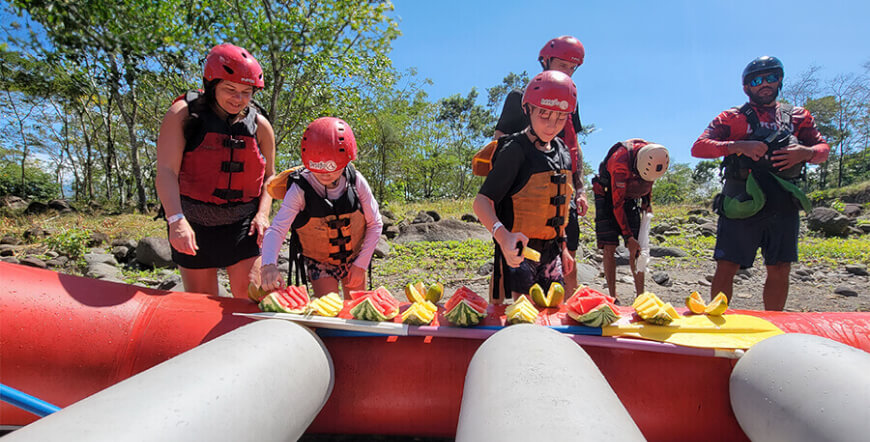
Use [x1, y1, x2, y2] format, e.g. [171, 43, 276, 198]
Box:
[300, 117, 357, 173]
[539, 36, 585, 68]
[203, 43, 264, 89]
[522, 71, 577, 113]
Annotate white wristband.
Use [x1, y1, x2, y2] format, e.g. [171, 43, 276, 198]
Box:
[491, 221, 504, 236]
[166, 213, 185, 225]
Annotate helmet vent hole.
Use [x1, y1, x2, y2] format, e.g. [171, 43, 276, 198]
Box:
[338, 137, 345, 141]
[222, 65, 234, 75]
[339, 148, 345, 152]
[656, 165, 663, 172]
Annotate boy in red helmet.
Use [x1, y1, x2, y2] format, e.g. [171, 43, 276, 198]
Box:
[474, 71, 577, 303]
[260, 117, 383, 297]
[493, 35, 587, 298]
[156, 43, 275, 299]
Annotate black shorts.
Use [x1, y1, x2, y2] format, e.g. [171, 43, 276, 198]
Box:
[594, 192, 640, 248]
[565, 210, 579, 252]
[171, 213, 260, 269]
[713, 205, 799, 268]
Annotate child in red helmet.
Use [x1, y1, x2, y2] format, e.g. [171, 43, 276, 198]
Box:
[260, 117, 383, 297]
[474, 71, 578, 303]
[156, 43, 275, 299]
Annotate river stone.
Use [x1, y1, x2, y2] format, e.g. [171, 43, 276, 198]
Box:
[19, 256, 47, 269]
[652, 271, 671, 286]
[395, 219, 490, 243]
[845, 264, 868, 276]
[575, 263, 598, 283]
[136, 237, 175, 268]
[373, 235, 393, 258]
[87, 263, 124, 280]
[84, 253, 118, 267]
[649, 246, 688, 258]
[834, 286, 858, 297]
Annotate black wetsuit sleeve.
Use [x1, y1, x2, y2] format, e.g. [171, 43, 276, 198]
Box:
[572, 107, 582, 132]
[495, 90, 527, 135]
[479, 141, 524, 204]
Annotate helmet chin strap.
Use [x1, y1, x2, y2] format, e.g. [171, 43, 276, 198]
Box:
[523, 105, 550, 149]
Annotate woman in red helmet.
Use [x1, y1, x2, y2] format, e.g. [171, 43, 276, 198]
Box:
[156, 43, 276, 299]
[259, 117, 383, 297]
[474, 71, 578, 303]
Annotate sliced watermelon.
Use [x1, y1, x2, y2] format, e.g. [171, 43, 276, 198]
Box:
[348, 288, 399, 321]
[445, 286, 487, 313]
[258, 287, 309, 314]
[444, 300, 485, 327]
[565, 286, 620, 326]
[571, 286, 616, 304]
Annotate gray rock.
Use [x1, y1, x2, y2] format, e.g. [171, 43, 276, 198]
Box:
[699, 223, 718, 237]
[736, 268, 753, 278]
[24, 201, 49, 215]
[373, 235, 393, 258]
[1, 256, 20, 264]
[45, 250, 59, 258]
[575, 263, 598, 283]
[794, 268, 812, 277]
[112, 246, 132, 263]
[84, 253, 118, 267]
[845, 264, 868, 276]
[88, 231, 110, 247]
[426, 210, 442, 222]
[111, 238, 138, 249]
[663, 229, 682, 236]
[698, 279, 711, 287]
[705, 274, 714, 282]
[45, 256, 69, 267]
[394, 219, 491, 243]
[843, 203, 862, 218]
[411, 211, 435, 224]
[47, 199, 75, 213]
[1, 234, 21, 245]
[157, 273, 182, 291]
[384, 225, 400, 239]
[87, 262, 123, 279]
[847, 226, 864, 236]
[380, 209, 396, 221]
[649, 246, 688, 258]
[653, 234, 666, 243]
[477, 262, 494, 276]
[135, 237, 175, 268]
[834, 286, 859, 297]
[614, 246, 630, 266]
[19, 256, 47, 269]
[859, 223, 870, 234]
[461, 213, 479, 223]
[651, 223, 672, 235]
[0, 244, 18, 256]
[652, 271, 671, 286]
[618, 274, 634, 284]
[277, 261, 290, 275]
[807, 207, 851, 237]
[688, 208, 711, 216]
[1, 195, 28, 211]
[23, 226, 49, 241]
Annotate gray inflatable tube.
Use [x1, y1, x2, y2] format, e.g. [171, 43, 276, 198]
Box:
[455, 324, 644, 441]
[5, 320, 333, 442]
[730, 333, 870, 442]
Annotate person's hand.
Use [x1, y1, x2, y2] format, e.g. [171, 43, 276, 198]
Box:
[345, 264, 366, 290]
[575, 192, 588, 217]
[260, 264, 284, 292]
[561, 247, 575, 276]
[730, 140, 767, 161]
[495, 228, 528, 268]
[771, 144, 813, 170]
[249, 212, 270, 247]
[168, 218, 198, 255]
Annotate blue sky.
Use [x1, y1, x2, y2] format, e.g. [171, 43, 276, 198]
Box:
[388, 0, 869, 167]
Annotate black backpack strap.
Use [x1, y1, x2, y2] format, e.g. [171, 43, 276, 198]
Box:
[738, 102, 759, 132]
[776, 103, 794, 129]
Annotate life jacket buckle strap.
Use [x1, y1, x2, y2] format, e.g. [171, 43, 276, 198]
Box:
[546, 216, 565, 227]
[326, 218, 351, 229]
[221, 161, 245, 173]
[329, 236, 352, 247]
[550, 173, 567, 184]
[212, 188, 243, 200]
[222, 137, 246, 149]
[550, 195, 566, 206]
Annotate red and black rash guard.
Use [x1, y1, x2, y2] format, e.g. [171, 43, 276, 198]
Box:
[599, 139, 653, 240]
[692, 102, 829, 163]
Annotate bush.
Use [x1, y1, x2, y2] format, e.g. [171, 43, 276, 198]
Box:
[44, 228, 91, 258]
[0, 160, 60, 200]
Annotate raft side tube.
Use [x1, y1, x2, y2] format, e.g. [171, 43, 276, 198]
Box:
[456, 324, 645, 441]
[2, 320, 334, 442]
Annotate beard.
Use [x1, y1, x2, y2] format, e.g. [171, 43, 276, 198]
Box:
[747, 87, 779, 105]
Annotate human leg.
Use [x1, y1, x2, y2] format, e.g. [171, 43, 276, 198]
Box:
[179, 266, 220, 296]
[602, 244, 617, 299]
[564, 211, 580, 297]
[227, 256, 259, 299]
[311, 276, 341, 298]
[763, 262, 791, 311]
[710, 260, 740, 302]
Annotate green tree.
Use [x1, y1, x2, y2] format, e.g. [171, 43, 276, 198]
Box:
[436, 89, 493, 197]
[653, 163, 694, 205]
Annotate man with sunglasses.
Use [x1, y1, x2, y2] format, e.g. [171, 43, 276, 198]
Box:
[492, 35, 587, 299]
[691, 56, 830, 311]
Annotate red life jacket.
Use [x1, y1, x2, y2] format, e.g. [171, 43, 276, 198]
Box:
[176, 91, 265, 205]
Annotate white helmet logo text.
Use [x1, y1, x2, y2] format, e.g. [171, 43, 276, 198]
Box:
[540, 98, 569, 110]
[308, 160, 337, 172]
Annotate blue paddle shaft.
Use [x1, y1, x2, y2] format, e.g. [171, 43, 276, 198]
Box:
[1, 383, 61, 417]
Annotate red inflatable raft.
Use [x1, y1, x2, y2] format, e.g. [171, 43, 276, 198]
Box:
[2, 262, 869, 441]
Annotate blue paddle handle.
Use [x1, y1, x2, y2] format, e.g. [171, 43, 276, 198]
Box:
[316, 324, 604, 338]
[1, 383, 61, 417]
[477, 324, 603, 336]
